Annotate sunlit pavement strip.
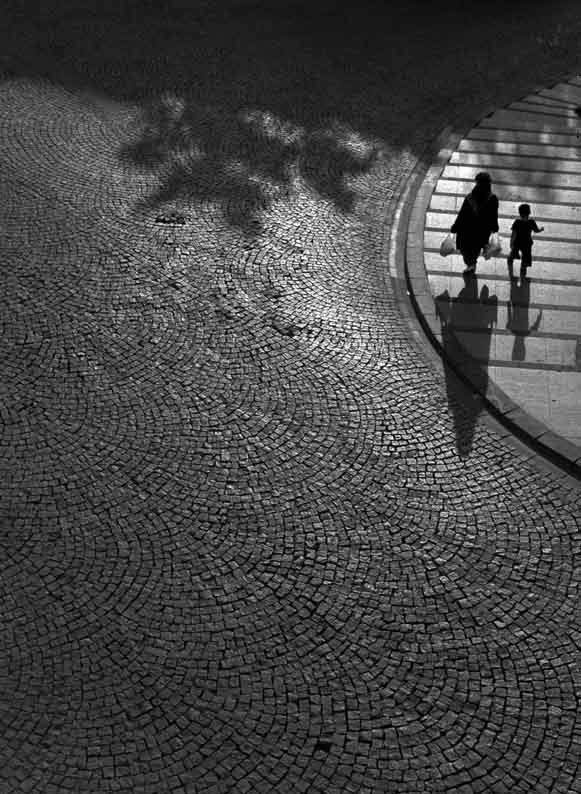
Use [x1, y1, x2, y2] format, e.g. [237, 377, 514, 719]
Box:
[409, 76, 581, 469]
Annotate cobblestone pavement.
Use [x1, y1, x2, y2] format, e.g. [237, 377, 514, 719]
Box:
[1, 1, 581, 792]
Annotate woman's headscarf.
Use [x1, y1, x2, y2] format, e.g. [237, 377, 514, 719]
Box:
[472, 171, 492, 204]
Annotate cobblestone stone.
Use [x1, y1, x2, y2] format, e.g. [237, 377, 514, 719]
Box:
[1, 1, 581, 793]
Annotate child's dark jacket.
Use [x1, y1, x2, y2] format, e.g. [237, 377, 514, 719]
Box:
[511, 218, 540, 248]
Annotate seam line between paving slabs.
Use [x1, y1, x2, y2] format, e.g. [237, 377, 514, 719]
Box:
[391, 79, 581, 479]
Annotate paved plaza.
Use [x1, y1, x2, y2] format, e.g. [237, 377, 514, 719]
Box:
[1, 1, 581, 793]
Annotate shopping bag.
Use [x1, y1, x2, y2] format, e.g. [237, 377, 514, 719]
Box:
[483, 232, 502, 260]
[439, 233, 457, 257]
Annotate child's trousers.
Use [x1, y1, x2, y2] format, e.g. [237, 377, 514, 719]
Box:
[508, 242, 532, 267]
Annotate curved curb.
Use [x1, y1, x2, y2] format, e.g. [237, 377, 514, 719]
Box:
[397, 87, 581, 480]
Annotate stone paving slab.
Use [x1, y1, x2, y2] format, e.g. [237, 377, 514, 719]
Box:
[425, 231, 581, 261]
[466, 127, 579, 146]
[430, 194, 581, 223]
[406, 76, 581, 472]
[427, 213, 581, 242]
[458, 138, 581, 158]
[438, 178, 580, 206]
[450, 151, 581, 174]
[443, 163, 581, 189]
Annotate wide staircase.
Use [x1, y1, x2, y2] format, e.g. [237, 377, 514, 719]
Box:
[423, 76, 581, 449]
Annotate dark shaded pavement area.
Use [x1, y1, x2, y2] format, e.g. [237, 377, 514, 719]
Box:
[1, 1, 581, 792]
[2, 0, 581, 229]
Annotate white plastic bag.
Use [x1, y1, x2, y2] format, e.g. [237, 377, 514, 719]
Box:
[439, 233, 457, 257]
[483, 232, 502, 260]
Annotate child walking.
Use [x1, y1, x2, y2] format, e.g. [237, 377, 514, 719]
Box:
[507, 203, 544, 279]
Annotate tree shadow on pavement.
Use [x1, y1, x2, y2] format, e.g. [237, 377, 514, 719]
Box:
[118, 96, 377, 233]
[1, 0, 580, 232]
[435, 276, 498, 458]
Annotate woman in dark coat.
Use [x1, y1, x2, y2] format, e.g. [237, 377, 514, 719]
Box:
[451, 172, 499, 273]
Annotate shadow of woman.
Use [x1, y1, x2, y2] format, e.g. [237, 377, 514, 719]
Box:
[506, 276, 542, 361]
[435, 275, 498, 459]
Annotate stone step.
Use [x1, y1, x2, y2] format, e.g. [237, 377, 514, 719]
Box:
[429, 194, 581, 223]
[438, 298, 581, 339]
[467, 128, 580, 147]
[425, 248, 581, 276]
[458, 139, 581, 159]
[480, 108, 580, 132]
[429, 278, 581, 312]
[508, 101, 579, 119]
[430, 293, 581, 343]
[424, 252, 581, 287]
[425, 212, 581, 241]
[423, 230, 581, 262]
[427, 273, 581, 315]
[436, 178, 581, 207]
[520, 92, 581, 110]
[540, 82, 581, 104]
[449, 151, 581, 175]
[451, 329, 579, 371]
[442, 163, 581, 189]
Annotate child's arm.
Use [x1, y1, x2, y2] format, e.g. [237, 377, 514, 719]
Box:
[532, 220, 544, 233]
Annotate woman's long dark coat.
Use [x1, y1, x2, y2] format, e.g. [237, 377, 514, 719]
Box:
[451, 192, 499, 253]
